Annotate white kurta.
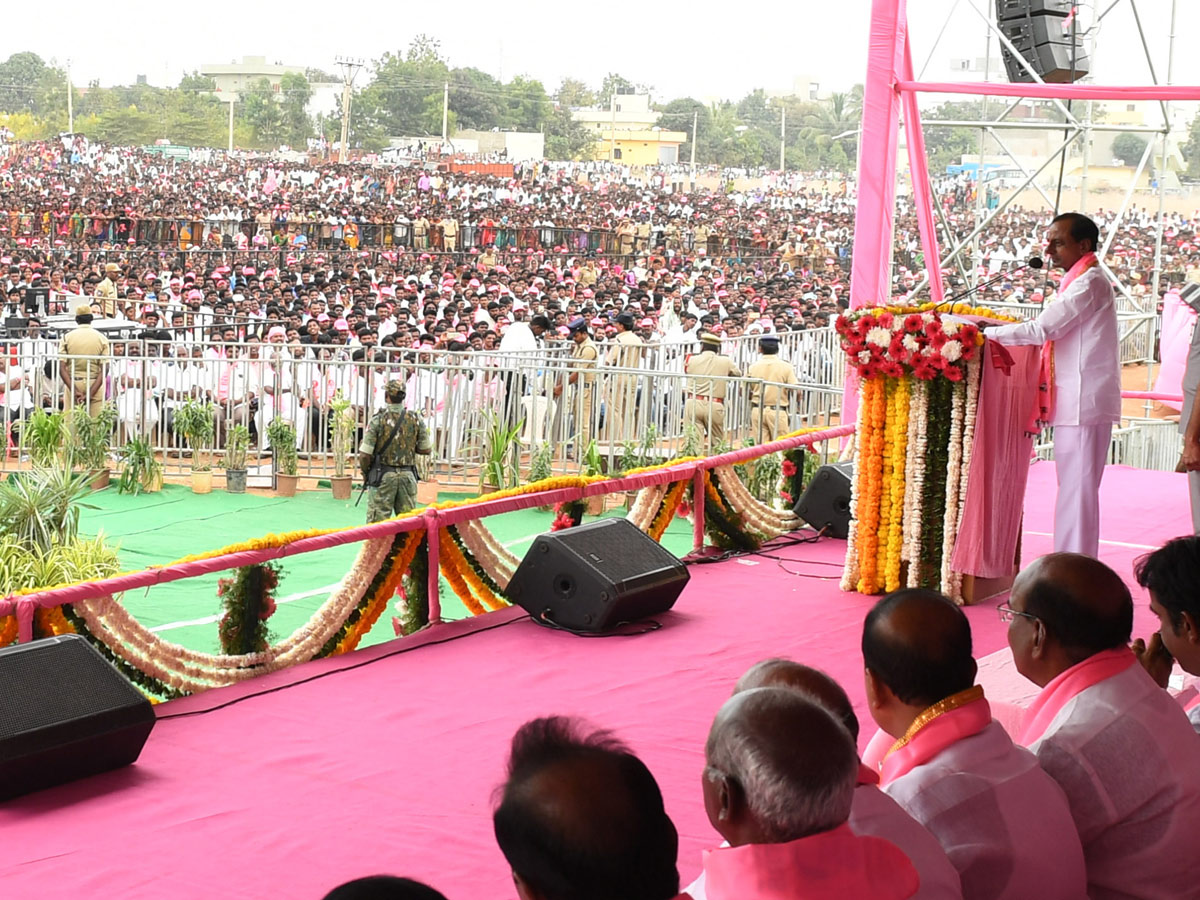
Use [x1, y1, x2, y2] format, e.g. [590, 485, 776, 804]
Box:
[985, 266, 1120, 425]
[850, 784, 963, 900]
[884, 721, 1087, 900]
[1027, 664, 1200, 900]
[985, 266, 1121, 555]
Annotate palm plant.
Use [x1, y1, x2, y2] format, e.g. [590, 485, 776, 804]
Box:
[0, 533, 119, 594]
[475, 409, 524, 492]
[175, 398, 216, 472]
[25, 408, 67, 467]
[70, 403, 118, 471]
[118, 437, 162, 495]
[0, 468, 97, 554]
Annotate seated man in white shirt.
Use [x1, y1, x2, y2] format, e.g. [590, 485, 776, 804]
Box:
[862, 589, 1086, 900]
[1007, 553, 1200, 899]
[1133, 534, 1200, 733]
[694, 687, 918, 900]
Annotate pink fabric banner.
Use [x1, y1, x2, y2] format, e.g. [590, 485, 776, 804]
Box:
[897, 81, 1200, 102]
[951, 344, 1042, 578]
[900, 38, 944, 306]
[1154, 290, 1193, 411]
[846, 0, 909, 422]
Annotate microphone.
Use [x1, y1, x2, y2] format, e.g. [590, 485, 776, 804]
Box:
[928, 257, 1043, 313]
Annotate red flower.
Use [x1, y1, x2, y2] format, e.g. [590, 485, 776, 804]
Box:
[781, 459, 798, 478]
[877, 311, 895, 329]
[926, 319, 944, 336]
[677, 500, 691, 518]
[944, 365, 964, 382]
[928, 353, 948, 370]
[903, 314, 924, 334]
[779, 491, 793, 505]
[550, 513, 576, 531]
[883, 361, 906, 378]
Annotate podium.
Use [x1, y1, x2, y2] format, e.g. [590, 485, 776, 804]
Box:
[836, 306, 1042, 603]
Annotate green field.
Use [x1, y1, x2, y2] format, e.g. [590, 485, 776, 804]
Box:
[78, 483, 698, 653]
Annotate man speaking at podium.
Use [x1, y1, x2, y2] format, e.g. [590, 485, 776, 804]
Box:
[985, 213, 1120, 558]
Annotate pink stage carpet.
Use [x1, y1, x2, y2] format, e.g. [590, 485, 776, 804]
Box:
[1, 463, 1190, 900]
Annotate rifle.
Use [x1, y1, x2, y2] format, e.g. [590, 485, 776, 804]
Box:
[355, 412, 406, 507]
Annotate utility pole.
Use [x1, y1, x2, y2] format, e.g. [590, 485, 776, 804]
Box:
[335, 57, 364, 164]
[441, 81, 449, 148]
[690, 110, 698, 176]
[228, 99, 235, 154]
[779, 106, 786, 172]
[66, 60, 73, 133]
[609, 93, 616, 163]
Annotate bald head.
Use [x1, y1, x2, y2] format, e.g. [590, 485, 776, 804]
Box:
[862, 589, 976, 708]
[1014, 553, 1132, 661]
[705, 687, 857, 844]
[735, 659, 859, 741]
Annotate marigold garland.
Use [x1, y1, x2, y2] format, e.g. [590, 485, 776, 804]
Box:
[0, 614, 17, 648]
[331, 531, 423, 655]
[875, 377, 898, 587]
[884, 377, 910, 592]
[649, 481, 687, 542]
[855, 376, 887, 594]
[437, 529, 486, 616]
[447, 526, 509, 610]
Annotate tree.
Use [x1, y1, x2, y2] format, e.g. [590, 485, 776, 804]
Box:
[506, 75, 550, 132]
[545, 104, 594, 160]
[239, 78, 286, 147]
[449, 67, 506, 131]
[279, 72, 312, 146]
[597, 73, 637, 109]
[800, 92, 861, 171]
[555, 78, 595, 109]
[305, 67, 339, 84]
[922, 99, 988, 172]
[1110, 132, 1149, 166]
[656, 98, 710, 164]
[179, 71, 216, 92]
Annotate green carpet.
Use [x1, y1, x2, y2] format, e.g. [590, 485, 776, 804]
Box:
[78, 484, 697, 654]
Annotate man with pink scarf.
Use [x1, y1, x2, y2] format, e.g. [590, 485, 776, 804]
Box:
[985, 212, 1120, 557]
[1006, 553, 1200, 899]
[861, 590, 1086, 900]
[696, 687, 919, 900]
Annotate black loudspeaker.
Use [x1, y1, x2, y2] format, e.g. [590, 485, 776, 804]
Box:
[0, 634, 155, 800]
[506, 518, 690, 633]
[997, 0, 1088, 84]
[793, 462, 854, 540]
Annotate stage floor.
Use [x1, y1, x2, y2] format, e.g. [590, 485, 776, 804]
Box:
[1, 462, 1191, 900]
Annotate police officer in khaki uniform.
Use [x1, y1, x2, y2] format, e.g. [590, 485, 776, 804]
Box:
[554, 318, 598, 450]
[59, 303, 109, 416]
[94, 263, 120, 318]
[746, 335, 798, 442]
[358, 380, 432, 523]
[684, 332, 741, 444]
[604, 312, 644, 443]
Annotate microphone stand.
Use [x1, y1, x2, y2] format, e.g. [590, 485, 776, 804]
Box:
[927, 258, 1044, 314]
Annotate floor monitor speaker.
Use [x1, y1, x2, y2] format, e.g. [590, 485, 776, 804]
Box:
[506, 518, 690, 633]
[0, 634, 155, 800]
[793, 461, 854, 540]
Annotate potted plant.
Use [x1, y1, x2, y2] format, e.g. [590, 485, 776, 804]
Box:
[175, 398, 216, 494]
[25, 408, 67, 468]
[222, 424, 250, 494]
[475, 409, 523, 495]
[70, 403, 118, 490]
[266, 417, 299, 497]
[616, 439, 640, 510]
[527, 441, 554, 511]
[118, 436, 163, 495]
[581, 439, 606, 516]
[329, 392, 356, 501]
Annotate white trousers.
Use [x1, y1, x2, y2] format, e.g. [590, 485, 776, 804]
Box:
[1053, 423, 1112, 557]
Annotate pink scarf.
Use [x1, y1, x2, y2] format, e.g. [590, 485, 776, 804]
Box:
[1038, 251, 1099, 425]
[878, 688, 992, 786]
[1019, 646, 1136, 745]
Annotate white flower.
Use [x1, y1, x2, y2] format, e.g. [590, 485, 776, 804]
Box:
[942, 320, 960, 335]
[940, 340, 963, 362]
[866, 327, 892, 348]
[922, 313, 935, 325]
[902, 334, 920, 353]
[857, 350, 873, 364]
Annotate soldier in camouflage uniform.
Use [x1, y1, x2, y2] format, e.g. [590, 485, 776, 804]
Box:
[358, 380, 432, 523]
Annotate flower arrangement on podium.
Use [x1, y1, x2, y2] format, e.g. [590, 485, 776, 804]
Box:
[838, 304, 1002, 602]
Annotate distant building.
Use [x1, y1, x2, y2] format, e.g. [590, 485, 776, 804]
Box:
[455, 130, 545, 162]
[571, 93, 686, 164]
[199, 55, 339, 121]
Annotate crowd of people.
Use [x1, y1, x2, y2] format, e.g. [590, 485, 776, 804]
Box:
[315, 538, 1200, 900]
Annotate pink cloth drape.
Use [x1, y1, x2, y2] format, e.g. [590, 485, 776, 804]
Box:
[1154, 289, 1194, 411]
[950, 344, 1042, 578]
[878, 695, 993, 786]
[1019, 647, 1137, 744]
[900, 38, 944, 306]
[845, 0, 909, 422]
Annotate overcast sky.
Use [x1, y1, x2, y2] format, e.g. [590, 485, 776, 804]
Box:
[6, 0, 1197, 108]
